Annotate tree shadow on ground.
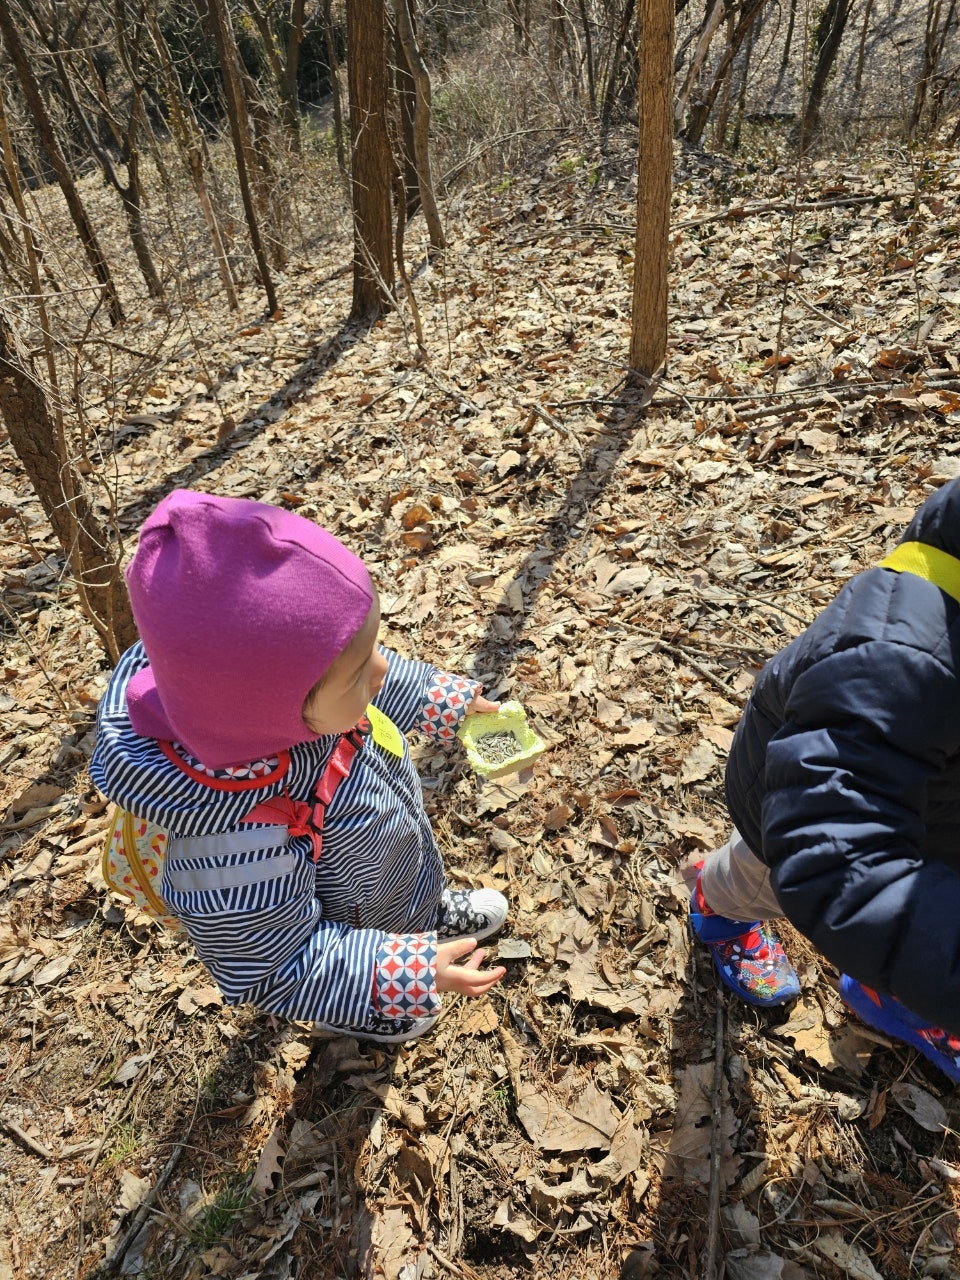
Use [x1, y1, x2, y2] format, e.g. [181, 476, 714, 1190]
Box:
[469, 381, 653, 685]
[107, 315, 372, 534]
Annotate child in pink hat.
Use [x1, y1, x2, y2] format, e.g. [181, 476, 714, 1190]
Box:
[92, 490, 508, 1042]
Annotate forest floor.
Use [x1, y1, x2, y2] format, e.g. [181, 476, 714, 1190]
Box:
[4, 124, 960, 1280]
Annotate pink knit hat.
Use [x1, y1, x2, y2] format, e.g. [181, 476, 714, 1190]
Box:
[125, 490, 373, 768]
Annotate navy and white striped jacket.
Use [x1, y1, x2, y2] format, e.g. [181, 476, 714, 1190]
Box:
[90, 643, 479, 1033]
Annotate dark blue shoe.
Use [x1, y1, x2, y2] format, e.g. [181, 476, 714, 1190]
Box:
[840, 975, 960, 1084]
[690, 875, 800, 1008]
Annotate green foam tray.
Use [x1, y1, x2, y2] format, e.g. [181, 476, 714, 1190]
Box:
[457, 700, 546, 779]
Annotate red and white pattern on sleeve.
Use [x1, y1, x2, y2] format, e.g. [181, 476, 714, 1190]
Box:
[416, 672, 481, 743]
[374, 934, 440, 1019]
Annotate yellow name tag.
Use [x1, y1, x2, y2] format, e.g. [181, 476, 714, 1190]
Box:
[365, 704, 404, 757]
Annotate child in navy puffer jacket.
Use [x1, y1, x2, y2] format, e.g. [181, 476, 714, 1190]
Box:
[691, 478, 960, 1082]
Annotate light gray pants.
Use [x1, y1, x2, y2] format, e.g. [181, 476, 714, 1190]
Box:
[699, 829, 784, 922]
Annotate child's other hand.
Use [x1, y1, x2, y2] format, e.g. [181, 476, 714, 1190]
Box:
[435, 937, 506, 995]
[466, 694, 501, 715]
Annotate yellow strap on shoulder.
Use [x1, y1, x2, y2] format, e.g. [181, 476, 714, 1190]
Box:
[879, 541, 960, 607]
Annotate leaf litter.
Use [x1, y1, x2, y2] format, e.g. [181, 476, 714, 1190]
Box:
[2, 129, 960, 1280]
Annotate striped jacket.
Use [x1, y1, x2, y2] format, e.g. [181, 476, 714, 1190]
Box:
[90, 643, 479, 1033]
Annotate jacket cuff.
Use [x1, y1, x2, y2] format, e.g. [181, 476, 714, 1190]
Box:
[416, 672, 481, 743]
[374, 933, 440, 1018]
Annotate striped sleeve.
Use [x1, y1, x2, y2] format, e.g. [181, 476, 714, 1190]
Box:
[374, 646, 480, 742]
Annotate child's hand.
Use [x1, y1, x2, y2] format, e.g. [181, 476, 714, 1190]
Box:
[466, 694, 501, 715]
[435, 937, 506, 995]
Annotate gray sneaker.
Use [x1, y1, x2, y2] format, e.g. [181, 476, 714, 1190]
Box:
[436, 887, 508, 943]
[313, 1012, 441, 1044]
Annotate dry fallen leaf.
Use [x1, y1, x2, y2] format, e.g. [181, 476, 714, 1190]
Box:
[516, 1076, 621, 1154]
[811, 1232, 883, 1280]
[679, 739, 718, 784]
[666, 810, 724, 848]
[358, 1205, 422, 1280]
[603, 564, 652, 594]
[889, 1082, 947, 1133]
[460, 998, 499, 1035]
[400, 503, 433, 529]
[117, 1171, 151, 1214]
[543, 802, 574, 830]
[250, 1123, 286, 1197]
[493, 1197, 540, 1242]
[776, 996, 872, 1078]
[8, 783, 65, 816]
[595, 694, 625, 725]
[724, 1249, 786, 1280]
[661, 1061, 740, 1186]
[701, 724, 734, 752]
[177, 984, 224, 1015]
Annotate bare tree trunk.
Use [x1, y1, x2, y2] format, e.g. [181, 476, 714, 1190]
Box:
[322, 0, 347, 174]
[600, 0, 637, 141]
[236, 57, 288, 269]
[576, 0, 598, 116]
[0, 2, 124, 326]
[682, 0, 765, 146]
[393, 0, 445, 255]
[506, 0, 530, 52]
[630, 0, 673, 378]
[853, 0, 877, 92]
[548, 0, 565, 70]
[0, 88, 135, 659]
[243, 0, 305, 153]
[283, 0, 307, 148]
[347, 0, 394, 319]
[145, 2, 238, 307]
[119, 147, 163, 296]
[730, 10, 757, 148]
[203, 0, 279, 312]
[712, 7, 737, 146]
[732, 8, 757, 147]
[0, 186, 29, 292]
[771, 0, 798, 104]
[0, 322, 137, 659]
[909, 0, 958, 135]
[393, 6, 421, 218]
[675, 0, 725, 127]
[38, 2, 164, 300]
[796, 0, 856, 151]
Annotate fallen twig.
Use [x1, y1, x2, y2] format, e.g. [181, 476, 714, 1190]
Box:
[93, 1135, 189, 1278]
[674, 191, 916, 231]
[649, 375, 960, 419]
[703, 997, 725, 1280]
[426, 1241, 484, 1280]
[618, 618, 742, 698]
[0, 1114, 54, 1161]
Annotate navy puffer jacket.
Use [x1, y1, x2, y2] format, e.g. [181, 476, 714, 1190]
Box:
[726, 478, 960, 1032]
